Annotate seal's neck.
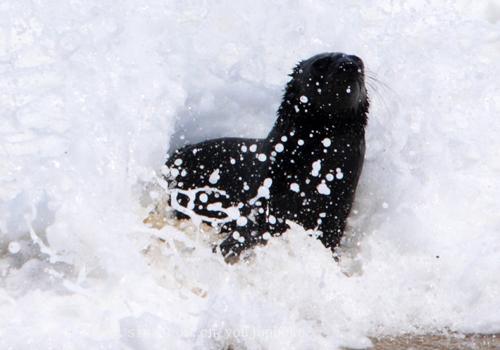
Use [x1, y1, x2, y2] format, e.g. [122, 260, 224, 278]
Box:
[267, 92, 369, 141]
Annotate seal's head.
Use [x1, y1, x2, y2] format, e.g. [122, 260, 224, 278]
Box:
[282, 52, 368, 120]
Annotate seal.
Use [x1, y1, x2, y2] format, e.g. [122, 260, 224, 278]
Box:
[165, 52, 369, 260]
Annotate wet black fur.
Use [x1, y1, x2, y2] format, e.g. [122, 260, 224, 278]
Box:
[165, 52, 369, 259]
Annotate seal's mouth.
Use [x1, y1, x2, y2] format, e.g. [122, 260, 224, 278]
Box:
[332, 76, 366, 109]
[324, 74, 366, 112]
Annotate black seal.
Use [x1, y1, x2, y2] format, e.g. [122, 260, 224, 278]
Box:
[165, 52, 369, 260]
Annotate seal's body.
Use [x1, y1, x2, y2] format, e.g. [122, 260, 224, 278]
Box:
[166, 52, 369, 259]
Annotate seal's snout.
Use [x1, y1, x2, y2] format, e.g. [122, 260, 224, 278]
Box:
[290, 52, 368, 114]
[333, 55, 364, 76]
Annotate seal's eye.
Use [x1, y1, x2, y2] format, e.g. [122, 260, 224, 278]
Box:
[311, 57, 333, 74]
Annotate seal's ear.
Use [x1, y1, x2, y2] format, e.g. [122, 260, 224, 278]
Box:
[311, 56, 333, 74]
[289, 61, 305, 78]
[288, 61, 306, 79]
[271, 63, 304, 135]
[283, 61, 305, 100]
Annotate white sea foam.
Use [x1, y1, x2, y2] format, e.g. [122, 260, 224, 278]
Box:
[1, 1, 500, 349]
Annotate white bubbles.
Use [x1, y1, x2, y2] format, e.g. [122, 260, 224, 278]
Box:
[236, 216, 248, 226]
[300, 95, 309, 103]
[249, 144, 257, 152]
[274, 143, 284, 152]
[208, 169, 220, 184]
[335, 168, 343, 179]
[199, 193, 208, 203]
[311, 159, 321, 177]
[8, 241, 21, 254]
[290, 183, 300, 192]
[257, 153, 267, 162]
[170, 168, 180, 178]
[322, 138, 331, 147]
[268, 215, 277, 224]
[316, 182, 331, 195]
[263, 178, 273, 188]
[248, 178, 273, 205]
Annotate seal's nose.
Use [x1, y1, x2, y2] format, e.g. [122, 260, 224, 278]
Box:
[334, 55, 364, 75]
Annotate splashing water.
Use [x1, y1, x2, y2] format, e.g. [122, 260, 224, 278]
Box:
[1, 0, 500, 349]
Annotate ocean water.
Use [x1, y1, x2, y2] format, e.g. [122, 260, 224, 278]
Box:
[1, 0, 500, 349]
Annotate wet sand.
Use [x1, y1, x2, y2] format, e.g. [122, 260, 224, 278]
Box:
[347, 333, 500, 350]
